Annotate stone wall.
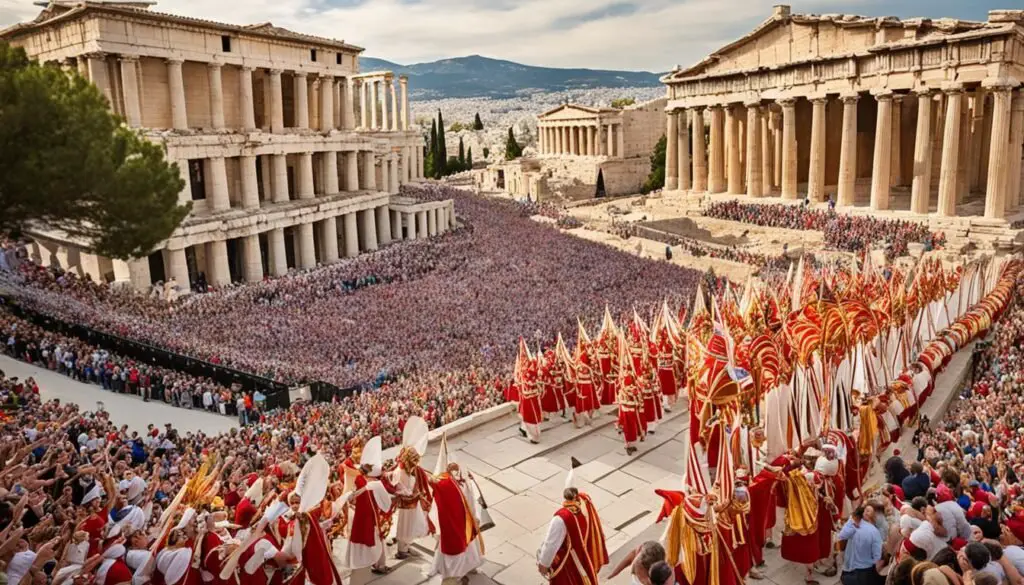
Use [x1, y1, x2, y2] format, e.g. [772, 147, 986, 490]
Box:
[622, 97, 667, 159]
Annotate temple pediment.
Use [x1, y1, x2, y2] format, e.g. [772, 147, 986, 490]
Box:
[665, 4, 995, 82]
[539, 104, 611, 121]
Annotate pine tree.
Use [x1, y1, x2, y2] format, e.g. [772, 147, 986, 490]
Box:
[473, 113, 484, 130]
[467, 147, 473, 169]
[504, 127, 522, 160]
[436, 109, 447, 178]
[483, 147, 490, 159]
[641, 134, 667, 194]
[428, 120, 438, 179]
[458, 137, 465, 168]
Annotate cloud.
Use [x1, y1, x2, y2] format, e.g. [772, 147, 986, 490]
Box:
[0, 0, 1005, 71]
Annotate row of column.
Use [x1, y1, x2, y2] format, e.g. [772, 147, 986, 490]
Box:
[181, 146, 424, 211]
[84, 53, 412, 135]
[539, 123, 624, 157]
[356, 74, 410, 131]
[665, 82, 1023, 219]
[164, 201, 454, 289]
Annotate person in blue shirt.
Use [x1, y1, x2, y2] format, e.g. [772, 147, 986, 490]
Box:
[838, 505, 884, 585]
[902, 462, 932, 501]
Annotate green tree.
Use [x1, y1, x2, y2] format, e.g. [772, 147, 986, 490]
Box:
[458, 137, 465, 168]
[0, 43, 188, 259]
[641, 134, 667, 194]
[611, 97, 636, 108]
[504, 127, 522, 160]
[473, 113, 484, 130]
[449, 121, 466, 133]
[467, 147, 473, 169]
[436, 110, 447, 178]
[483, 147, 490, 159]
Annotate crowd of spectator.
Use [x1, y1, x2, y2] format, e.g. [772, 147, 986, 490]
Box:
[703, 199, 946, 257]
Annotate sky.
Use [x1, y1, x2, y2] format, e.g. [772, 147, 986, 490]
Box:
[0, 0, 1010, 71]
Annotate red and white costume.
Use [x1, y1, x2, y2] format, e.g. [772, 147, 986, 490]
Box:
[429, 434, 485, 581]
[536, 460, 608, 585]
[339, 437, 393, 571]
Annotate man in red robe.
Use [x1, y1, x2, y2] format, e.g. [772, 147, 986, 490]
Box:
[95, 526, 133, 585]
[539, 349, 562, 418]
[617, 377, 645, 456]
[518, 362, 543, 444]
[573, 352, 599, 427]
[536, 460, 608, 585]
[780, 448, 836, 584]
[429, 435, 484, 584]
[340, 440, 393, 576]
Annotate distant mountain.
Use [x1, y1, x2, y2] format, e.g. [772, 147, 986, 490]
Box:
[359, 55, 662, 99]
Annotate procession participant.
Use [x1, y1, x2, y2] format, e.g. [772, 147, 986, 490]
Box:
[572, 321, 600, 427]
[811, 444, 844, 576]
[616, 338, 646, 455]
[780, 448, 835, 584]
[95, 525, 133, 585]
[536, 458, 608, 584]
[155, 509, 201, 585]
[124, 526, 155, 585]
[79, 472, 116, 557]
[391, 416, 433, 560]
[515, 340, 543, 444]
[539, 347, 562, 419]
[233, 478, 264, 539]
[199, 512, 236, 585]
[220, 499, 293, 585]
[283, 454, 343, 585]
[429, 434, 485, 585]
[340, 437, 364, 495]
[339, 436, 393, 575]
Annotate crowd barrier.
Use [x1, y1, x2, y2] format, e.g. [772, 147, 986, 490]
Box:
[0, 295, 292, 411]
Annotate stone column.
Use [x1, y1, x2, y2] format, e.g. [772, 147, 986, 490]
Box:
[167, 247, 190, 290]
[86, 53, 113, 105]
[294, 73, 309, 129]
[760, 109, 772, 195]
[343, 213, 359, 257]
[379, 155, 391, 194]
[379, 79, 389, 131]
[389, 77, 399, 131]
[910, 90, 935, 215]
[208, 63, 225, 130]
[362, 209, 378, 251]
[333, 79, 342, 130]
[390, 211, 402, 241]
[166, 59, 188, 130]
[1007, 90, 1024, 213]
[937, 86, 964, 217]
[418, 147, 424, 179]
[272, 154, 289, 202]
[745, 101, 763, 197]
[692, 108, 707, 192]
[571, 126, 579, 155]
[239, 66, 255, 131]
[240, 155, 259, 209]
[323, 152, 339, 195]
[807, 96, 827, 202]
[607, 125, 615, 157]
[891, 95, 904, 187]
[362, 151, 377, 190]
[400, 76, 410, 130]
[617, 122, 625, 157]
[957, 93, 972, 204]
[342, 77, 355, 130]
[320, 217, 339, 264]
[678, 110, 691, 191]
[370, 79, 379, 130]
[389, 154, 399, 194]
[297, 153, 314, 199]
[206, 240, 231, 286]
[269, 70, 284, 133]
[242, 234, 263, 282]
[772, 110, 783, 189]
[268, 228, 288, 276]
[345, 151, 360, 191]
[969, 91, 987, 191]
[403, 146, 412, 183]
[665, 111, 679, 190]
[779, 98, 798, 199]
[405, 212, 416, 240]
[726, 105, 743, 194]
[119, 56, 142, 127]
[837, 93, 860, 207]
[556, 126, 564, 154]
[870, 91, 894, 211]
[208, 157, 230, 211]
[417, 211, 428, 240]
[357, 79, 368, 129]
[320, 75, 334, 131]
[376, 207, 392, 245]
[708, 106, 726, 193]
[297, 222, 316, 269]
[428, 208, 438, 236]
[984, 82, 1015, 219]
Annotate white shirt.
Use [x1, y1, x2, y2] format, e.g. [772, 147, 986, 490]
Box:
[909, 521, 945, 561]
[7, 550, 37, 585]
[936, 501, 972, 541]
[537, 515, 566, 568]
[981, 561, 1006, 584]
[1003, 546, 1024, 576]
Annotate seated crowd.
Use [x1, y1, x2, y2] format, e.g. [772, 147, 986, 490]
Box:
[703, 199, 945, 257]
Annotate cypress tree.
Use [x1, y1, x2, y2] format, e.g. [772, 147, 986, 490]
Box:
[467, 147, 473, 169]
[473, 113, 484, 130]
[436, 109, 447, 178]
[505, 127, 522, 160]
[458, 137, 465, 167]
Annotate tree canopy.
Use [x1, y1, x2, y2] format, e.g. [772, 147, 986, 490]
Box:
[504, 127, 522, 160]
[641, 134, 667, 194]
[473, 113, 484, 130]
[0, 43, 188, 259]
[611, 97, 636, 108]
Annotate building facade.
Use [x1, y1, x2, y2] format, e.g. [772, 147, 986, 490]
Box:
[479, 98, 666, 201]
[661, 6, 1024, 231]
[2, 0, 454, 291]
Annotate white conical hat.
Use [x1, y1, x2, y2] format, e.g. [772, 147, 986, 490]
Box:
[295, 454, 330, 513]
[359, 436, 383, 476]
[564, 457, 583, 490]
[244, 477, 264, 505]
[174, 507, 195, 531]
[402, 416, 429, 456]
[433, 432, 452, 476]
